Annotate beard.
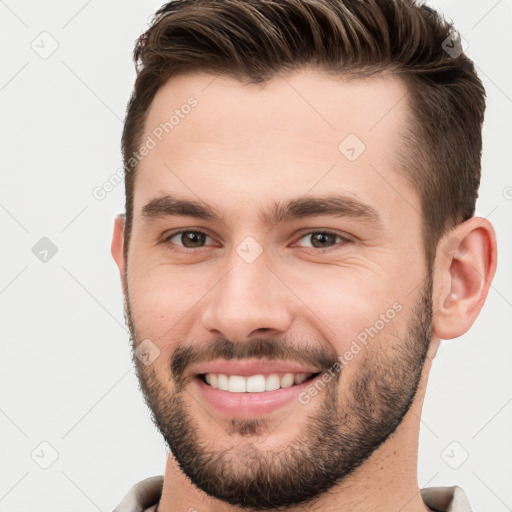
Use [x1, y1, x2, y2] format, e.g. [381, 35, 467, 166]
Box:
[124, 275, 433, 510]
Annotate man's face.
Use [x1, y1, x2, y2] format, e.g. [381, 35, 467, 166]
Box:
[121, 70, 434, 509]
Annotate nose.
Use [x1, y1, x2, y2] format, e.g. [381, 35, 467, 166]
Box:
[199, 251, 294, 343]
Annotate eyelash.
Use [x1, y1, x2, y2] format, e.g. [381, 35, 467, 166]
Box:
[162, 229, 352, 253]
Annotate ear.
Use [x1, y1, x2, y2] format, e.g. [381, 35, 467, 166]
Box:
[432, 217, 497, 340]
[111, 214, 127, 293]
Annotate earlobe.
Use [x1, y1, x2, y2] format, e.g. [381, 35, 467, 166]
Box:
[111, 214, 127, 289]
[432, 217, 497, 340]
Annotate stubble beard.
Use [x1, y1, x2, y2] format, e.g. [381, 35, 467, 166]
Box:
[125, 275, 433, 510]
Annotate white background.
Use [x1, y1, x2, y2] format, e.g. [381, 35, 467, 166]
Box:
[0, 0, 511, 510]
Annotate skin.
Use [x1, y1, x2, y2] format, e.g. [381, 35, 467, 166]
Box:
[112, 69, 497, 511]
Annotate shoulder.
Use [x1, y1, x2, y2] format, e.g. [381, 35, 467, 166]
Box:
[421, 485, 472, 512]
[112, 476, 164, 512]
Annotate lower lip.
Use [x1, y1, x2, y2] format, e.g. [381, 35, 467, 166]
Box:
[192, 374, 322, 417]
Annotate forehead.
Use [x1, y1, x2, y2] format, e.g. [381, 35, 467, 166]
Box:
[133, 69, 418, 226]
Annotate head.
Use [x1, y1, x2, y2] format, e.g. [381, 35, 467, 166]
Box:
[112, 0, 497, 509]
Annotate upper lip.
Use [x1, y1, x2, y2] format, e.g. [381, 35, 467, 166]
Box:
[189, 359, 322, 378]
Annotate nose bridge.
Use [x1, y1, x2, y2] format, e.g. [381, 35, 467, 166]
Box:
[200, 244, 293, 341]
[225, 250, 270, 304]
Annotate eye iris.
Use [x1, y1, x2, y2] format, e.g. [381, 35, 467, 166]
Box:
[311, 232, 336, 248]
[182, 231, 206, 247]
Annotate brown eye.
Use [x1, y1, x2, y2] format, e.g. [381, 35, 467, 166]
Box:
[296, 231, 345, 249]
[167, 231, 210, 248]
[309, 232, 338, 248]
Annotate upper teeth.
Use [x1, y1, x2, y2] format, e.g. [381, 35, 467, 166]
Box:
[204, 372, 311, 393]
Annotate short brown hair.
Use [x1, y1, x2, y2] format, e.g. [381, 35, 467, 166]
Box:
[121, 0, 485, 267]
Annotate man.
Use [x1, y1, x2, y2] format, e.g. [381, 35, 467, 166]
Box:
[111, 0, 497, 510]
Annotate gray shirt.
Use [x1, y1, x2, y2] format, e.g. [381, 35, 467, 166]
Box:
[112, 476, 473, 512]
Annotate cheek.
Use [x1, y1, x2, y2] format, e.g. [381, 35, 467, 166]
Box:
[287, 265, 409, 377]
[127, 263, 209, 340]
[286, 259, 401, 331]
[317, 286, 400, 347]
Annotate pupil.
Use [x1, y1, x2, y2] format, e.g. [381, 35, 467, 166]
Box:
[183, 232, 205, 247]
[312, 233, 334, 248]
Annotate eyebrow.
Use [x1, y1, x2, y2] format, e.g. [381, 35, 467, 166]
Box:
[141, 194, 383, 228]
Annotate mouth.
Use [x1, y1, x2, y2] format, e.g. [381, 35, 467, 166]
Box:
[197, 371, 322, 393]
[189, 361, 325, 418]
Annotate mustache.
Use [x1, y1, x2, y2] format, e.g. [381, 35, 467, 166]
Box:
[171, 337, 340, 388]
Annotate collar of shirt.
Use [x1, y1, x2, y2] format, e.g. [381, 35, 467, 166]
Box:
[112, 476, 473, 512]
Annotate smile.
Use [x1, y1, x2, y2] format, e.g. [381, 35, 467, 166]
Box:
[200, 372, 320, 393]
